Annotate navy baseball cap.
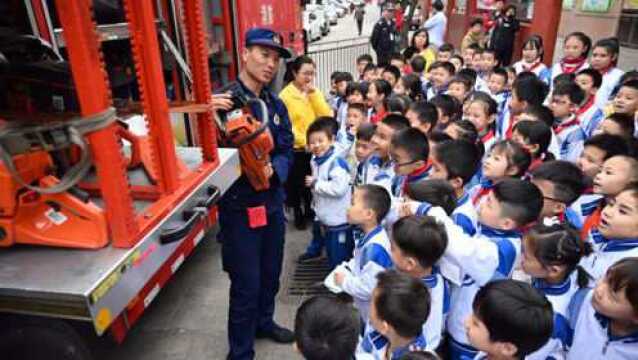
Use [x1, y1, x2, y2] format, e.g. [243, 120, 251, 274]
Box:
[245, 28, 292, 59]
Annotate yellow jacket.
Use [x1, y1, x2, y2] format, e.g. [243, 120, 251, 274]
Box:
[420, 47, 437, 72]
[279, 83, 333, 149]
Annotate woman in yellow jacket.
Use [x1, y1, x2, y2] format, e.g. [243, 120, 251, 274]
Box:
[279, 55, 333, 229]
[402, 28, 436, 72]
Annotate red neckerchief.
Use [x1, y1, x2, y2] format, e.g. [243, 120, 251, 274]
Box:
[528, 156, 545, 172]
[472, 187, 492, 206]
[401, 160, 432, 194]
[577, 96, 595, 116]
[553, 116, 580, 135]
[523, 60, 543, 72]
[560, 56, 587, 74]
[504, 113, 518, 139]
[481, 129, 495, 144]
[370, 107, 387, 124]
[581, 204, 603, 241]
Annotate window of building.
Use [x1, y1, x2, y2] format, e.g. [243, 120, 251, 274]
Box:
[618, 10, 638, 49]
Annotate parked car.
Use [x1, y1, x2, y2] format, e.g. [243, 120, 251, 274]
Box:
[303, 10, 322, 42]
[328, 0, 347, 16]
[325, 5, 339, 25]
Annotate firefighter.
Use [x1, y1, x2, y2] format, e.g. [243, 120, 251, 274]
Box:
[212, 28, 294, 360]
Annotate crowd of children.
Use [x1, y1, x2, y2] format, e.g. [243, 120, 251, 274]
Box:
[287, 13, 638, 360]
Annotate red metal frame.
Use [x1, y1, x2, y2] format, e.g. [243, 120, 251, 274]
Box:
[30, 0, 52, 43]
[54, 0, 139, 246]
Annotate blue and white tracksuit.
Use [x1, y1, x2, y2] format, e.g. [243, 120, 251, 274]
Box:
[527, 274, 580, 360]
[553, 115, 585, 163]
[579, 231, 638, 282]
[307, 147, 353, 268]
[567, 192, 603, 230]
[421, 269, 451, 351]
[356, 330, 428, 360]
[341, 226, 393, 322]
[360, 154, 396, 195]
[595, 68, 624, 110]
[567, 290, 638, 359]
[421, 206, 523, 360]
[452, 191, 479, 236]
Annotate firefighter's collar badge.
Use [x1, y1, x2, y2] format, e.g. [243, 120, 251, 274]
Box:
[273, 114, 280, 126]
[272, 35, 281, 45]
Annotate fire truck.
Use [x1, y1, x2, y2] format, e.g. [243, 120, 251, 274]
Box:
[0, 1, 302, 359]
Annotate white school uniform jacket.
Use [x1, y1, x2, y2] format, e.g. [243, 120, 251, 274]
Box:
[577, 97, 605, 139]
[490, 90, 511, 117]
[420, 270, 451, 351]
[568, 290, 638, 359]
[421, 206, 522, 346]
[310, 147, 352, 226]
[356, 329, 428, 360]
[527, 273, 580, 360]
[553, 115, 585, 162]
[452, 191, 479, 236]
[342, 226, 393, 322]
[567, 192, 603, 230]
[595, 67, 624, 110]
[579, 230, 638, 282]
[513, 60, 551, 84]
[361, 154, 395, 195]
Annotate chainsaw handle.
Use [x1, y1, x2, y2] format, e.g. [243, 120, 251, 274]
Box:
[232, 98, 271, 147]
[198, 185, 221, 209]
[159, 209, 204, 245]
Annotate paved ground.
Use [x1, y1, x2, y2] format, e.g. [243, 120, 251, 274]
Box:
[101, 219, 312, 360]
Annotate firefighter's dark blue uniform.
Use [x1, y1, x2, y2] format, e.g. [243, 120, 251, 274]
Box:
[217, 70, 293, 359]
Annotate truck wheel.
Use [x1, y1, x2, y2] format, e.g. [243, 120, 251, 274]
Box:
[0, 316, 94, 360]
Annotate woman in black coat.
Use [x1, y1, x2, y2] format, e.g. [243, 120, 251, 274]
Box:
[490, 5, 520, 66]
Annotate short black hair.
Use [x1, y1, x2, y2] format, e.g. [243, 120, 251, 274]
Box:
[372, 79, 393, 98]
[295, 295, 360, 360]
[307, 116, 336, 140]
[356, 122, 377, 142]
[457, 68, 478, 86]
[358, 184, 392, 223]
[450, 120, 479, 144]
[335, 71, 354, 83]
[386, 95, 412, 114]
[390, 52, 406, 62]
[493, 179, 543, 226]
[410, 56, 427, 73]
[468, 91, 499, 117]
[552, 82, 585, 105]
[357, 54, 374, 64]
[490, 67, 509, 84]
[434, 140, 482, 185]
[473, 280, 554, 357]
[392, 216, 448, 269]
[429, 61, 456, 76]
[583, 133, 629, 160]
[521, 105, 555, 128]
[450, 54, 464, 67]
[408, 100, 439, 127]
[430, 94, 462, 122]
[383, 65, 402, 82]
[405, 179, 457, 216]
[576, 68, 603, 89]
[449, 75, 474, 92]
[565, 31, 592, 58]
[470, 17, 484, 27]
[513, 77, 549, 108]
[428, 131, 454, 144]
[382, 113, 411, 132]
[530, 160, 586, 204]
[374, 270, 430, 339]
[391, 128, 430, 162]
[346, 81, 368, 98]
[348, 102, 367, 116]
[400, 74, 424, 101]
[621, 79, 638, 92]
[468, 43, 482, 52]
[432, 0, 444, 11]
[607, 257, 638, 316]
[364, 63, 377, 73]
[606, 113, 636, 138]
[513, 120, 552, 157]
[438, 43, 455, 53]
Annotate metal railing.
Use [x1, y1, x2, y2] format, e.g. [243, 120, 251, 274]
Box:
[307, 37, 374, 94]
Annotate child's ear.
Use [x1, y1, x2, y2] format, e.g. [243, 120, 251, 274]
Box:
[500, 217, 518, 231]
[450, 176, 464, 191]
[551, 202, 566, 217]
[488, 114, 497, 124]
[496, 341, 519, 358]
[527, 143, 540, 155]
[505, 166, 521, 177]
[547, 264, 566, 278]
[406, 257, 418, 272]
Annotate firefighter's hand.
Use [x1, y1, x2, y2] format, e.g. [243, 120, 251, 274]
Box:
[264, 162, 274, 179]
[334, 271, 346, 286]
[304, 176, 315, 188]
[210, 92, 234, 111]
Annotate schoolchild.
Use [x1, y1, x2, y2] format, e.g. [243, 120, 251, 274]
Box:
[428, 140, 482, 235]
[567, 257, 638, 359]
[465, 280, 554, 360]
[575, 68, 605, 137]
[590, 37, 625, 110]
[389, 216, 450, 351]
[550, 32, 592, 86]
[356, 270, 431, 359]
[332, 184, 393, 322]
[301, 118, 353, 268]
[548, 82, 586, 162]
